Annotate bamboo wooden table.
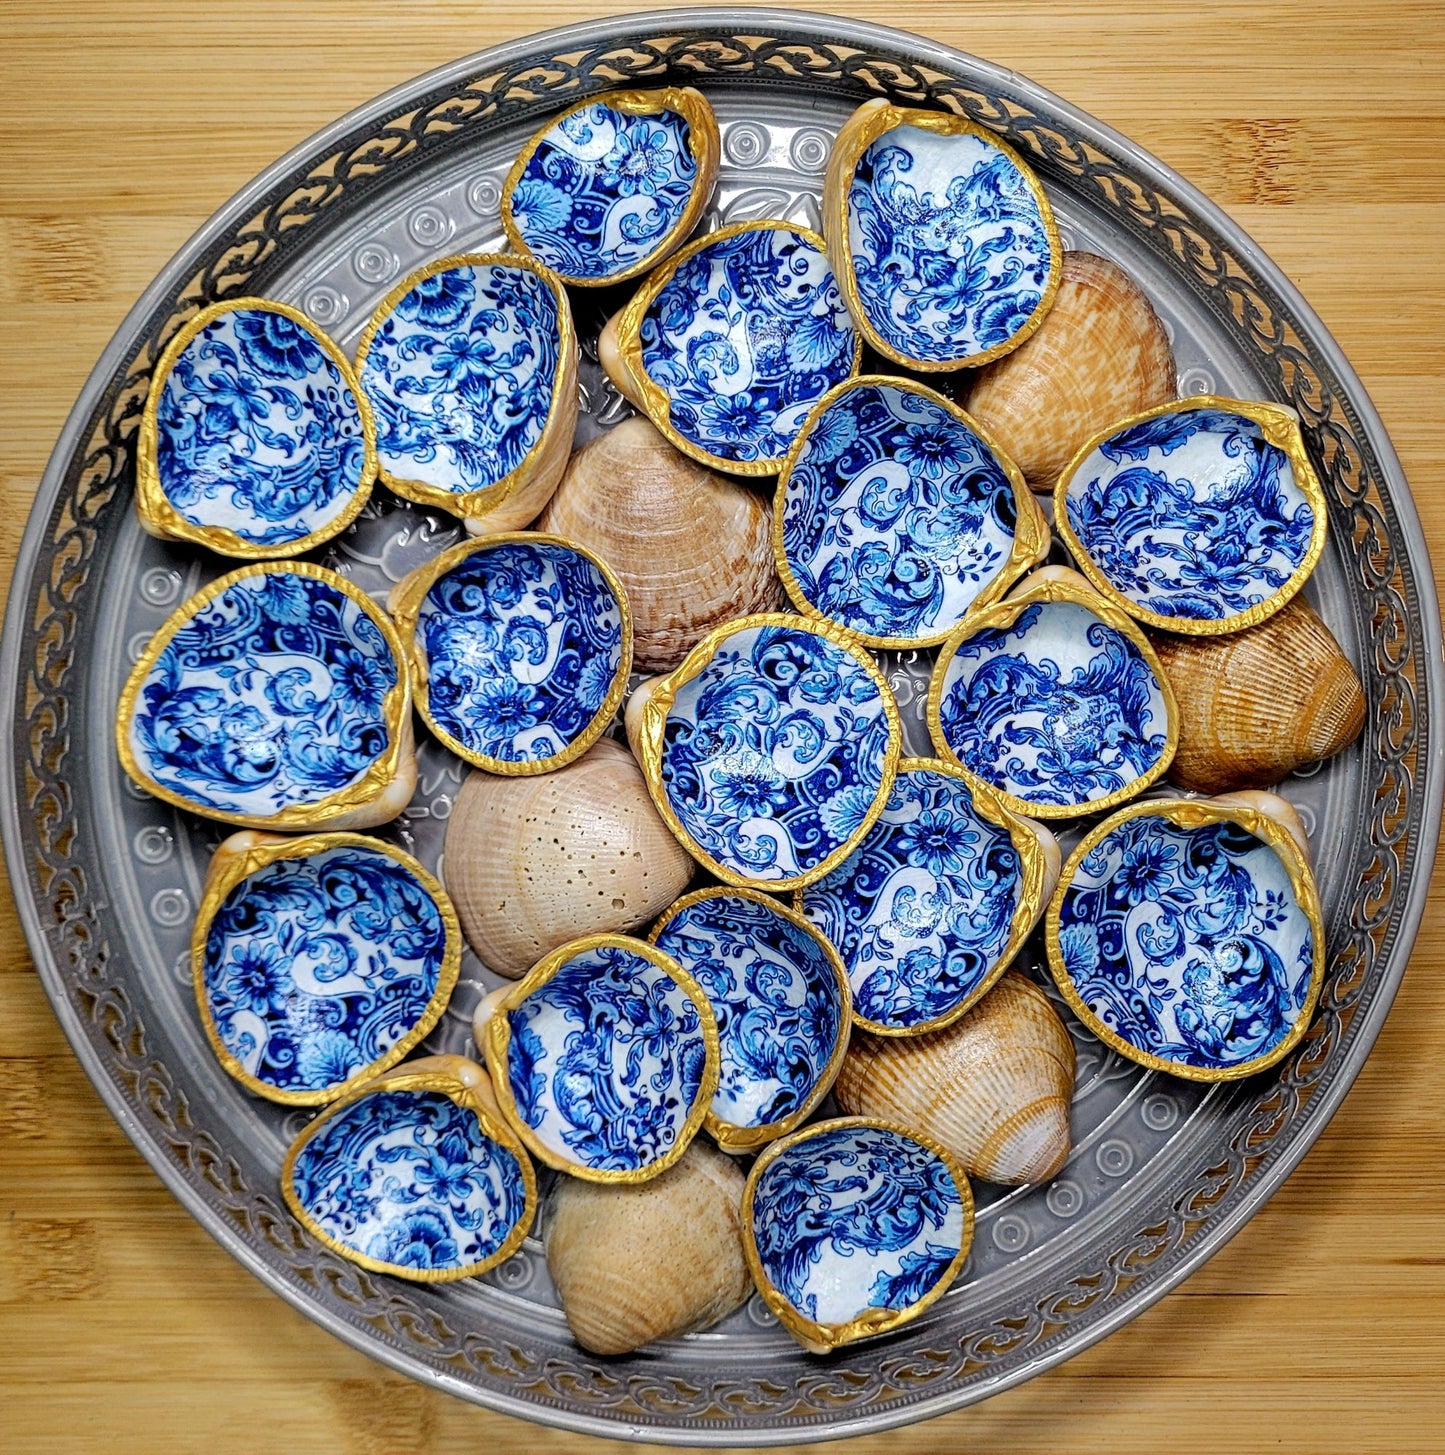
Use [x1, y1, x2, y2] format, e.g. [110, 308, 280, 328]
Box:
[2, 3, 1442, 1451]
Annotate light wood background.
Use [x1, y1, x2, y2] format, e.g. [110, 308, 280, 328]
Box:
[2, 3, 1442, 1451]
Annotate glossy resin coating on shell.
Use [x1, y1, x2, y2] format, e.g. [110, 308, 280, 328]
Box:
[139, 300, 374, 554]
[799, 764, 1028, 1034]
[651, 889, 850, 1149]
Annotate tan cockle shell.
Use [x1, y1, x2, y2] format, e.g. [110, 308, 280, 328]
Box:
[545, 1138, 751, 1355]
[1152, 599, 1366, 794]
[964, 251, 1177, 491]
[833, 971, 1075, 1186]
[443, 736, 694, 977]
[537, 417, 784, 671]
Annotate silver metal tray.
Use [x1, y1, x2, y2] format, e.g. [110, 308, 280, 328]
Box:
[3, 10, 1440, 1444]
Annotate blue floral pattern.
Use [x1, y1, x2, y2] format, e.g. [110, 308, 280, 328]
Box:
[801, 766, 1020, 1030]
[658, 623, 895, 882]
[653, 893, 846, 1134]
[847, 125, 1053, 365]
[154, 306, 367, 546]
[752, 1124, 965, 1326]
[639, 225, 857, 465]
[1056, 814, 1315, 1071]
[936, 601, 1168, 810]
[126, 570, 399, 819]
[510, 101, 698, 281]
[359, 262, 560, 496]
[200, 845, 448, 1096]
[1063, 407, 1315, 621]
[416, 540, 625, 765]
[504, 943, 709, 1173]
[289, 1088, 528, 1272]
[780, 382, 1017, 641]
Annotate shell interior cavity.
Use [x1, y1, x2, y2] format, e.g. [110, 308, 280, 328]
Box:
[1061, 404, 1316, 624]
[800, 764, 1023, 1033]
[778, 380, 1023, 645]
[1054, 811, 1316, 1074]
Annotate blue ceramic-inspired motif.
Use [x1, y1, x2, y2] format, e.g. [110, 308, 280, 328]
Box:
[847, 125, 1053, 364]
[936, 601, 1168, 810]
[201, 845, 448, 1095]
[127, 570, 398, 819]
[639, 225, 857, 465]
[659, 623, 894, 882]
[1057, 815, 1315, 1071]
[1063, 408, 1315, 621]
[417, 540, 624, 765]
[290, 1089, 528, 1272]
[802, 766, 1020, 1030]
[155, 307, 367, 546]
[653, 894, 845, 1132]
[360, 262, 560, 496]
[511, 102, 697, 281]
[752, 1124, 965, 1326]
[506, 943, 708, 1173]
[781, 382, 1017, 641]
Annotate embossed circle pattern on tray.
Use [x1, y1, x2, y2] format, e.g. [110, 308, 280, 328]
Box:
[1, 10, 1439, 1445]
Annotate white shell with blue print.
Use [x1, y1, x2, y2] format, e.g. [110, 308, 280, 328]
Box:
[415, 539, 625, 766]
[847, 125, 1053, 365]
[751, 1123, 965, 1327]
[936, 600, 1169, 811]
[288, 1087, 529, 1273]
[1056, 814, 1315, 1071]
[653, 894, 846, 1133]
[780, 382, 1018, 642]
[801, 766, 1021, 1030]
[1062, 406, 1315, 622]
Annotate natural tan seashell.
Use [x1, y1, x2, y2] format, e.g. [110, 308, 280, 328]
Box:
[1152, 599, 1365, 796]
[546, 1137, 751, 1355]
[462, 461, 569, 535]
[537, 417, 783, 670]
[443, 736, 694, 977]
[1209, 788, 1313, 866]
[834, 971, 1074, 1186]
[964, 251, 1176, 491]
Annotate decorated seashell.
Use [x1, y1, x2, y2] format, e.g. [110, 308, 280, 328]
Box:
[599, 220, 861, 476]
[797, 759, 1057, 1035]
[481, 933, 719, 1182]
[742, 1117, 973, 1354]
[1046, 790, 1325, 1079]
[137, 299, 376, 557]
[389, 532, 631, 775]
[355, 253, 578, 523]
[822, 100, 1061, 372]
[537, 417, 783, 672]
[1152, 598, 1366, 794]
[963, 251, 1177, 491]
[928, 568, 1177, 819]
[194, 831, 460, 1103]
[834, 971, 1075, 1185]
[650, 887, 851, 1152]
[774, 376, 1049, 648]
[633, 613, 902, 889]
[1056, 396, 1328, 634]
[117, 562, 415, 830]
[443, 736, 693, 978]
[281, 1053, 536, 1281]
[502, 87, 719, 288]
[545, 1137, 750, 1355]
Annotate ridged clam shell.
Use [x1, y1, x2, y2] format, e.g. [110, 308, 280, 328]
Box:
[964, 251, 1176, 491]
[1153, 599, 1366, 794]
[833, 971, 1074, 1185]
[443, 736, 694, 977]
[537, 417, 783, 671]
[545, 1137, 751, 1355]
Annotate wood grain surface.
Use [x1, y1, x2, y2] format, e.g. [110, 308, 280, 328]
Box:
[1, 3, 1442, 1451]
